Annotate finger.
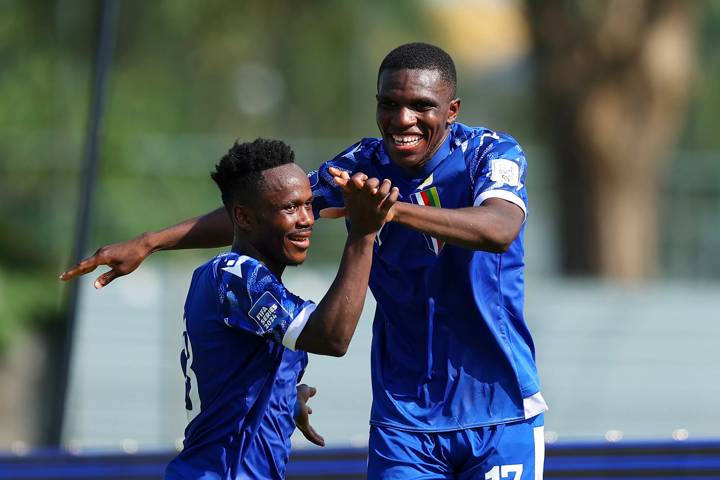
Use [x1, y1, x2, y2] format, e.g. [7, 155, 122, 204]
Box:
[94, 269, 121, 289]
[332, 175, 349, 187]
[58, 256, 102, 280]
[379, 187, 400, 213]
[303, 426, 325, 447]
[319, 207, 347, 219]
[307, 407, 312, 415]
[350, 172, 368, 190]
[375, 179, 392, 198]
[296, 384, 309, 402]
[308, 386, 317, 398]
[363, 177, 380, 195]
[328, 166, 349, 179]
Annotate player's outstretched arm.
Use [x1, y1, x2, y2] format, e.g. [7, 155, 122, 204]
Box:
[59, 207, 233, 288]
[294, 384, 325, 447]
[322, 167, 524, 253]
[295, 174, 398, 357]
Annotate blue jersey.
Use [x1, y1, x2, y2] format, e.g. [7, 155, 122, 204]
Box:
[311, 122, 547, 432]
[166, 252, 314, 479]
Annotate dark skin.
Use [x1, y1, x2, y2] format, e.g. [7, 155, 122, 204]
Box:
[59, 67, 523, 280]
[223, 163, 399, 357]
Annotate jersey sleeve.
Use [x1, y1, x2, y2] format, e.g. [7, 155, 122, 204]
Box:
[308, 139, 379, 217]
[216, 255, 316, 351]
[469, 131, 529, 220]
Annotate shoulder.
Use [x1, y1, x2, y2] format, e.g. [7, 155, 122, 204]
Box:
[452, 123, 524, 156]
[310, 138, 383, 190]
[209, 252, 277, 289]
[331, 137, 382, 166]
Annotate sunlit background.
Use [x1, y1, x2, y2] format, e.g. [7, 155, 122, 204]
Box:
[1, 0, 719, 462]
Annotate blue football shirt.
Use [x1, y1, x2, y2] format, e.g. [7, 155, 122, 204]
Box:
[165, 252, 315, 479]
[311, 122, 547, 432]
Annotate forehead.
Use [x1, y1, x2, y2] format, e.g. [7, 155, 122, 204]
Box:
[260, 163, 310, 201]
[377, 68, 452, 100]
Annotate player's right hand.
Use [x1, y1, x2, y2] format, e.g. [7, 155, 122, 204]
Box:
[58, 235, 153, 289]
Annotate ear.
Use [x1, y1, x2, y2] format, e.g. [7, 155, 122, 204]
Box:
[447, 97, 460, 125]
[233, 205, 254, 232]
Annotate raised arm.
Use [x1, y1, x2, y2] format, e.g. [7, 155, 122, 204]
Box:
[295, 175, 398, 357]
[59, 207, 232, 288]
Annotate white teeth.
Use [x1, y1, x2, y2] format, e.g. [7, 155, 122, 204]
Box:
[392, 135, 421, 146]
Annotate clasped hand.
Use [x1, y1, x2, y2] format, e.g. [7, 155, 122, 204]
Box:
[320, 167, 398, 235]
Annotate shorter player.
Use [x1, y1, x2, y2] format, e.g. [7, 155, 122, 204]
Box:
[165, 138, 396, 479]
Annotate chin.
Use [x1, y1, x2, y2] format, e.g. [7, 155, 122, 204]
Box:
[285, 255, 308, 266]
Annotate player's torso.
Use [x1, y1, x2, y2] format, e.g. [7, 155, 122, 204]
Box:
[355, 129, 534, 430]
[169, 255, 306, 478]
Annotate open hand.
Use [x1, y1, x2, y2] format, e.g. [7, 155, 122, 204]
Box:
[58, 235, 153, 289]
[295, 384, 325, 447]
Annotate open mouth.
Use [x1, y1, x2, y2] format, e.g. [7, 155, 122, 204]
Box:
[287, 232, 311, 249]
[389, 134, 424, 153]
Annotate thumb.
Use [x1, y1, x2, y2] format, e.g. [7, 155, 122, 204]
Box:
[95, 270, 121, 289]
[319, 207, 347, 219]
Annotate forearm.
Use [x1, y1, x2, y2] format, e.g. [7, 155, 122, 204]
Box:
[391, 200, 522, 252]
[143, 207, 233, 253]
[296, 231, 375, 356]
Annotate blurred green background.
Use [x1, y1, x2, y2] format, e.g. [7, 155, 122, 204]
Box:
[1, 0, 720, 449]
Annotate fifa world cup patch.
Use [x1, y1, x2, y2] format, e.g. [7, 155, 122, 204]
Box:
[248, 291, 288, 333]
[490, 159, 520, 187]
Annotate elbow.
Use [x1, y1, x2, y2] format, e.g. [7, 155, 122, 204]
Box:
[471, 232, 514, 253]
[325, 339, 350, 357]
[490, 238, 512, 253]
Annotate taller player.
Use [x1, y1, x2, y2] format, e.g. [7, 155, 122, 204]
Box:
[62, 43, 547, 479]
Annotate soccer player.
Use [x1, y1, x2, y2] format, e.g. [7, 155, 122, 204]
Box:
[62, 44, 547, 479]
[164, 138, 396, 478]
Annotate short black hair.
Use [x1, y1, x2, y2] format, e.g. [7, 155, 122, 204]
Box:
[211, 138, 295, 212]
[378, 42, 457, 97]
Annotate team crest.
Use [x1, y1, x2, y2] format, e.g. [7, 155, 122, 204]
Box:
[410, 186, 444, 255]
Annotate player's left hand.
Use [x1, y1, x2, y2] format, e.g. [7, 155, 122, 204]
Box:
[295, 384, 325, 447]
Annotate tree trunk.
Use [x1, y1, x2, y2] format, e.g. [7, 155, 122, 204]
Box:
[526, 0, 697, 280]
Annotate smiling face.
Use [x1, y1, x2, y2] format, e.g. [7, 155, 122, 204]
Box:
[376, 68, 460, 172]
[239, 163, 314, 275]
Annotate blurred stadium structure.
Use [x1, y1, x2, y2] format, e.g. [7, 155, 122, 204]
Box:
[1, 0, 720, 477]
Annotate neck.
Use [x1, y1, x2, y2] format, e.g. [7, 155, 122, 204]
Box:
[231, 235, 285, 278]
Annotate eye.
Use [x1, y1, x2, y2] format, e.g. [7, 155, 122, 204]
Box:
[413, 101, 434, 111]
[284, 204, 297, 213]
[378, 98, 397, 108]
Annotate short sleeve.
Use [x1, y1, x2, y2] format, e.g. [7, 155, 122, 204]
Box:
[216, 255, 316, 351]
[469, 132, 528, 220]
[309, 139, 380, 217]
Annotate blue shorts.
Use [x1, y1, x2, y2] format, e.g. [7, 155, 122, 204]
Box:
[367, 414, 545, 480]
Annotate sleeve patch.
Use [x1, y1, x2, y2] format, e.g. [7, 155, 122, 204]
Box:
[248, 291, 289, 333]
[490, 159, 520, 187]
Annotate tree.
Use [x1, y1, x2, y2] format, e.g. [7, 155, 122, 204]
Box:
[526, 0, 698, 279]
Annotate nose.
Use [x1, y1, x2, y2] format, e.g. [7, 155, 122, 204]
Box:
[298, 205, 314, 227]
[392, 106, 416, 129]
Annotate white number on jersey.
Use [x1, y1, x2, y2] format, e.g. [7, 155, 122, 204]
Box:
[485, 464, 524, 480]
